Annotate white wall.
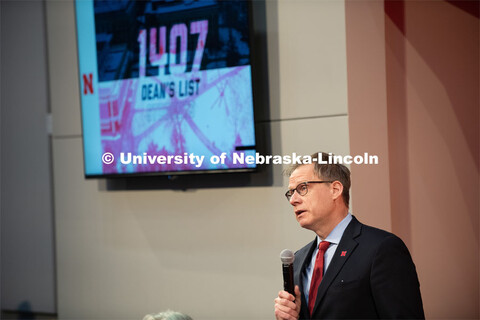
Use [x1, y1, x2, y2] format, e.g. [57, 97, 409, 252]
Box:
[46, 1, 350, 319]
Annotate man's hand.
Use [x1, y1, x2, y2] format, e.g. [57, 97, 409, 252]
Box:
[274, 285, 301, 320]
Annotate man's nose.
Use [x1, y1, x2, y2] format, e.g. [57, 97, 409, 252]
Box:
[289, 190, 301, 205]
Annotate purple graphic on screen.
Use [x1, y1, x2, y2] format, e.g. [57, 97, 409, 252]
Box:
[99, 65, 254, 174]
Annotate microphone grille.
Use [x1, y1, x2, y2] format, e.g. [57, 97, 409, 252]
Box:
[280, 249, 295, 264]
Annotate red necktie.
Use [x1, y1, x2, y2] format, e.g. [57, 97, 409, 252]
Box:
[308, 241, 331, 316]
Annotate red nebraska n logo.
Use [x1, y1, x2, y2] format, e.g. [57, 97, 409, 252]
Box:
[83, 73, 94, 95]
[341, 251, 347, 257]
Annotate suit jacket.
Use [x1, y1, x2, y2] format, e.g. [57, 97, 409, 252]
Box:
[294, 216, 424, 319]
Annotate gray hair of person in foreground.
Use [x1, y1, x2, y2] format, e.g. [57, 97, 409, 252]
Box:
[143, 310, 193, 320]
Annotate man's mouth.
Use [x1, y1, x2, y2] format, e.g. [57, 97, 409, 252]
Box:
[295, 210, 306, 217]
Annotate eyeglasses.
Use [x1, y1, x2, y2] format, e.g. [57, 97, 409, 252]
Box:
[285, 181, 333, 201]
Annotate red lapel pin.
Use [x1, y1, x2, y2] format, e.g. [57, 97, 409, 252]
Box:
[341, 251, 347, 256]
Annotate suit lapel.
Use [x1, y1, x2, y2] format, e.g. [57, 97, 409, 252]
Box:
[311, 216, 362, 316]
[294, 238, 317, 319]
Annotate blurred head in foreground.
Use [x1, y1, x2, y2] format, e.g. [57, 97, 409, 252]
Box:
[143, 310, 192, 320]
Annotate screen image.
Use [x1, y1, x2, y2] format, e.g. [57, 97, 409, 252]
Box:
[75, 0, 257, 177]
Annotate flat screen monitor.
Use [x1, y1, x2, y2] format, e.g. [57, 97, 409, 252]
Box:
[75, 0, 257, 178]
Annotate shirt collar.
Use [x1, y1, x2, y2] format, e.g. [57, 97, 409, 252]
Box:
[317, 213, 352, 245]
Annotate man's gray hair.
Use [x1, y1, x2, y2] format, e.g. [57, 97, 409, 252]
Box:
[284, 152, 351, 207]
[143, 310, 193, 320]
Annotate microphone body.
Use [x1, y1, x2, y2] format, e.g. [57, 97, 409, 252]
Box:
[280, 249, 295, 296]
[282, 262, 295, 295]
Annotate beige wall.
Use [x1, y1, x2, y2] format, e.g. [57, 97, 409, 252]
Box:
[346, 1, 479, 319]
[345, 0, 392, 230]
[46, 1, 350, 319]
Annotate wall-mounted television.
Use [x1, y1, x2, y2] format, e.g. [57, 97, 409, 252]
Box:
[75, 0, 258, 178]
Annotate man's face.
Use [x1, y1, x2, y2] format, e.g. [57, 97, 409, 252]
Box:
[287, 164, 335, 232]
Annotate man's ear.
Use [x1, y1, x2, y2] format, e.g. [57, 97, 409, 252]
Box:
[331, 181, 344, 201]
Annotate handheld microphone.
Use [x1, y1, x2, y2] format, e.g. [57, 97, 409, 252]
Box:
[280, 249, 295, 296]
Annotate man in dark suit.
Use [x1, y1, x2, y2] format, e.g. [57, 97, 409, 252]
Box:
[274, 153, 424, 320]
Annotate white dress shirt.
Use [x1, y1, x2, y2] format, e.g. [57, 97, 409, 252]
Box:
[303, 213, 352, 304]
